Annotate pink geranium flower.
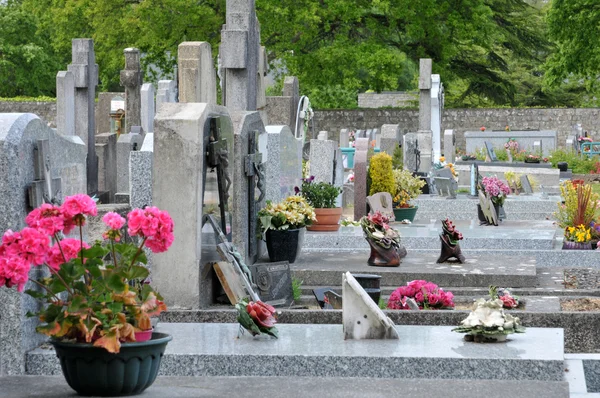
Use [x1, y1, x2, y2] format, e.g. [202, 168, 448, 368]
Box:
[61, 194, 97, 227]
[25, 204, 66, 236]
[46, 238, 90, 271]
[102, 212, 125, 230]
[127, 207, 174, 253]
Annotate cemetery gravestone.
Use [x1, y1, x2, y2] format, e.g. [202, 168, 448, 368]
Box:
[444, 129, 455, 163]
[317, 131, 328, 140]
[96, 92, 121, 135]
[130, 133, 153, 210]
[156, 80, 177, 110]
[141, 83, 155, 134]
[485, 141, 498, 162]
[116, 130, 143, 197]
[380, 125, 400, 156]
[56, 71, 75, 137]
[310, 139, 337, 184]
[178, 42, 217, 104]
[248, 261, 293, 307]
[96, 133, 117, 202]
[68, 38, 98, 194]
[120, 48, 143, 135]
[418, 59, 432, 132]
[403, 133, 419, 172]
[430, 74, 444, 163]
[340, 129, 350, 147]
[521, 175, 534, 194]
[264, 125, 302, 204]
[353, 138, 369, 221]
[366, 192, 395, 221]
[433, 168, 457, 199]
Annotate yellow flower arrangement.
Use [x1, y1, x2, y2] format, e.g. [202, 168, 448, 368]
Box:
[565, 225, 592, 243]
[259, 196, 316, 232]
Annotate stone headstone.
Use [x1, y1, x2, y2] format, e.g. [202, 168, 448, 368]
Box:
[116, 131, 143, 197]
[96, 92, 121, 135]
[249, 261, 293, 307]
[334, 148, 344, 207]
[178, 42, 217, 104]
[375, 131, 381, 149]
[339, 129, 350, 147]
[156, 80, 177, 110]
[403, 133, 418, 172]
[256, 46, 268, 111]
[520, 175, 534, 194]
[484, 141, 498, 162]
[353, 137, 369, 221]
[430, 74, 443, 162]
[309, 139, 337, 184]
[434, 177, 456, 199]
[533, 140, 542, 155]
[566, 136, 576, 152]
[221, 0, 260, 111]
[317, 131, 328, 141]
[130, 133, 153, 210]
[264, 125, 303, 204]
[380, 124, 400, 156]
[231, 111, 267, 264]
[418, 59, 432, 132]
[342, 272, 399, 340]
[0, 113, 86, 375]
[68, 38, 98, 194]
[153, 102, 233, 309]
[366, 192, 395, 221]
[141, 83, 155, 134]
[95, 133, 117, 203]
[283, 76, 300, 134]
[357, 130, 366, 138]
[444, 129, 455, 163]
[56, 71, 75, 137]
[120, 48, 143, 135]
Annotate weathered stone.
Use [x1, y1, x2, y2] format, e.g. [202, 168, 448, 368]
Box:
[95, 92, 122, 135]
[130, 133, 153, 210]
[444, 129, 455, 163]
[95, 133, 117, 203]
[309, 139, 336, 184]
[380, 124, 400, 156]
[56, 71, 75, 136]
[353, 137, 369, 221]
[156, 80, 177, 111]
[116, 132, 143, 195]
[141, 83, 155, 134]
[120, 48, 143, 135]
[178, 42, 217, 104]
[418, 58, 432, 132]
[264, 125, 303, 204]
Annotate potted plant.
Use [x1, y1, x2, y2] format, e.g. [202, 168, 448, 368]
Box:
[392, 168, 426, 222]
[296, 176, 343, 231]
[0, 194, 174, 396]
[259, 196, 316, 264]
[387, 280, 454, 310]
[554, 181, 599, 249]
[360, 211, 406, 267]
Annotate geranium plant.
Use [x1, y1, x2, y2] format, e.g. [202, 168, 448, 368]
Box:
[0, 194, 173, 353]
[480, 176, 510, 206]
[392, 169, 426, 208]
[360, 212, 401, 250]
[235, 298, 278, 338]
[387, 280, 454, 310]
[295, 176, 342, 208]
[259, 196, 316, 232]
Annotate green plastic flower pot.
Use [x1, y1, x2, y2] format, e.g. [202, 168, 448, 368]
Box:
[51, 332, 172, 397]
[392, 206, 418, 222]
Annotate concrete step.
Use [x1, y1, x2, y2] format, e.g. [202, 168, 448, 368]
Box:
[413, 195, 560, 215]
[291, 251, 537, 287]
[26, 323, 565, 383]
[0, 375, 571, 398]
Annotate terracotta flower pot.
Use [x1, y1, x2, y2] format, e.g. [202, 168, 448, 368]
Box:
[307, 208, 343, 231]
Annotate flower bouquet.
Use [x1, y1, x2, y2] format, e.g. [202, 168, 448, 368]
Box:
[480, 176, 510, 207]
[387, 280, 454, 310]
[489, 285, 519, 309]
[236, 298, 278, 338]
[524, 153, 541, 163]
[452, 297, 525, 342]
[0, 194, 174, 354]
[437, 218, 465, 263]
[360, 211, 406, 266]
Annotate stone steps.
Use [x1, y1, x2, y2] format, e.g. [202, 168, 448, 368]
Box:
[26, 323, 565, 383]
[0, 375, 571, 398]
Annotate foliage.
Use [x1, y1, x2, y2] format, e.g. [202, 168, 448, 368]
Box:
[0, 96, 56, 102]
[258, 196, 316, 232]
[297, 176, 342, 208]
[391, 145, 403, 170]
[549, 149, 600, 174]
[0, 1, 62, 97]
[0, 195, 173, 353]
[291, 278, 303, 302]
[236, 298, 278, 338]
[564, 225, 592, 244]
[392, 169, 426, 208]
[360, 212, 401, 250]
[554, 181, 599, 229]
[368, 153, 395, 196]
[387, 280, 455, 310]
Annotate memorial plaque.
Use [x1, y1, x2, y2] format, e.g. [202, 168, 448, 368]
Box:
[484, 141, 498, 162]
[249, 261, 293, 307]
[366, 192, 395, 220]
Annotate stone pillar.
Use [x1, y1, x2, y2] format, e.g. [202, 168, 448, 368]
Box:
[68, 38, 99, 194]
[120, 48, 143, 134]
[380, 125, 400, 156]
[339, 129, 349, 147]
[96, 133, 117, 203]
[56, 71, 75, 136]
[177, 42, 217, 104]
[309, 139, 337, 184]
[353, 138, 369, 221]
[141, 83, 155, 134]
[221, 0, 260, 111]
[283, 76, 300, 134]
[116, 131, 143, 196]
[444, 129, 455, 163]
[418, 59, 432, 132]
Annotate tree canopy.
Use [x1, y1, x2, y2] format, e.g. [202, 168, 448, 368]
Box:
[0, 0, 595, 107]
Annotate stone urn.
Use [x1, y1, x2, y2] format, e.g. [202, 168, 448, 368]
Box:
[366, 239, 407, 267]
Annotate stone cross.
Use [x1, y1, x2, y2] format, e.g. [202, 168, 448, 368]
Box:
[56, 71, 75, 137]
[141, 83, 155, 134]
[67, 38, 98, 194]
[120, 48, 143, 134]
[29, 139, 62, 208]
[221, 0, 260, 111]
[177, 42, 217, 104]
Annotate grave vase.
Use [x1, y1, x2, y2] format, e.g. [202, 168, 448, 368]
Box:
[392, 206, 419, 222]
[51, 332, 172, 397]
[265, 228, 305, 264]
[436, 234, 465, 264]
[365, 238, 406, 267]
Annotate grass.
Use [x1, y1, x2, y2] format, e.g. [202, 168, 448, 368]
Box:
[292, 278, 303, 302]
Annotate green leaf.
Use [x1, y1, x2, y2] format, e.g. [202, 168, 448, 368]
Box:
[129, 265, 149, 280]
[24, 289, 45, 299]
[25, 311, 38, 318]
[81, 245, 108, 259]
[107, 302, 123, 314]
[106, 273, 126, 293]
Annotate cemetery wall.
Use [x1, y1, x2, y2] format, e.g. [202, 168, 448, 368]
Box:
[0, 102, 57, 128]
[358, 92, 418, 108]
[314, 108, 600, 151]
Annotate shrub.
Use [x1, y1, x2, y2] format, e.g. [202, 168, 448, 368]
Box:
[297, 177, 342, 208]
[368, 152, 395, 196]
[392, 168, 426, 207]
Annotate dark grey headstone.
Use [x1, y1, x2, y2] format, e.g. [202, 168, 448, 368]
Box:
[249, 261, 293, 307]
[520, 175, 533, 194]
[484, 141, 498, 162]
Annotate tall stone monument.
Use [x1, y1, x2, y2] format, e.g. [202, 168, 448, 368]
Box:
[177, 42, 217, 104]
[141, 83, 155, 134]
[56, 71, 75, 137]
[120, 48, 143, 134]
[221, 0, 260, 111]
[416, 58, 433, 173]
[67, 39, 99, 194]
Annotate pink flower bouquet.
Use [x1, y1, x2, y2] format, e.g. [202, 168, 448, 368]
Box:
[480, 176, 510, 206]
[388, 280, 454, 310]
[0, 194, 174, 353]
